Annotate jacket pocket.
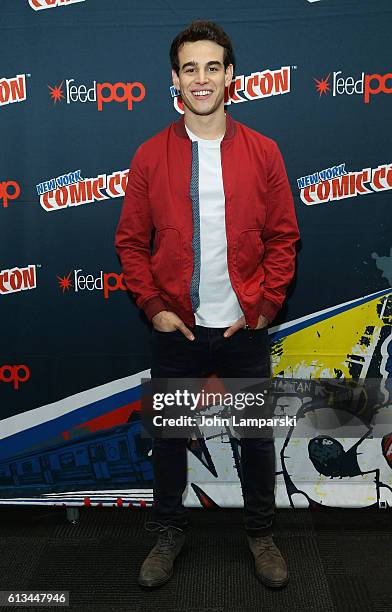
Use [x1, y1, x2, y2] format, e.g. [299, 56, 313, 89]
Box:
[236, 229, 265, 296]
[151, 227, 182, 299]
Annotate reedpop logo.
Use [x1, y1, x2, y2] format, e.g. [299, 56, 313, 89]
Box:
[314, 70, 392, 103]
[57, 269, 127, 299]
[48, 79, 145, 111]
[0, 365, 30, 390]
[0, 181, 20, 208]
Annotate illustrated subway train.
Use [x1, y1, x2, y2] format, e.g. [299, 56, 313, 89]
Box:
[0, 419, 153, 497]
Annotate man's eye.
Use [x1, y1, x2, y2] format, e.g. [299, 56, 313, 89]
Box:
[209, 67, 218, 71]
[185, 69, 194, 73]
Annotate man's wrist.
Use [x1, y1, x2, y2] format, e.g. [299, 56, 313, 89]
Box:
[258, 297, 280, 324]
[142, 296, 168, 322]
[259, 313, 270, 325]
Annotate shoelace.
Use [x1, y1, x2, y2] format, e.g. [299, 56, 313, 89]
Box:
[250, 536, 281, 560]
[154, 530, 177, 555]
[145, 521, 184, 555]
[144, 520, 184, 534]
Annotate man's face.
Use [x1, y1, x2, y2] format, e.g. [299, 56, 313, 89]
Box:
[172, 40, 233, 117]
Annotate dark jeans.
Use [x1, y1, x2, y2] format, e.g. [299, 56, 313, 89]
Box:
[147, 324, 276, 537]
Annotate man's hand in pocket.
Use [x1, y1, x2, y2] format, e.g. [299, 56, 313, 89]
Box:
[223, 314, 269, 338]
[152, 311, 195, 340]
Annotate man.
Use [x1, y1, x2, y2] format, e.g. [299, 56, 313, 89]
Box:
[115, 20, 300, 589]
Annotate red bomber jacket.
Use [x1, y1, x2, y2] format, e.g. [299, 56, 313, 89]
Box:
[115, 112, 300, 329]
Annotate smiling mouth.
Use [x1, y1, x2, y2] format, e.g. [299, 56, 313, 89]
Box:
[191, 90, 213, 100]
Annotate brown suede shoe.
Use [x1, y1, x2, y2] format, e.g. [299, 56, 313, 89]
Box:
[247, 534, 289, 588]
[138, 526, 186, 588]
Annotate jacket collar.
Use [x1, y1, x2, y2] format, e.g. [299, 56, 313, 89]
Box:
[174, 111, 236, 141]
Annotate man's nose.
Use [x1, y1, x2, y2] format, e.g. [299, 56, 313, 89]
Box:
[195, 70, 209, 84]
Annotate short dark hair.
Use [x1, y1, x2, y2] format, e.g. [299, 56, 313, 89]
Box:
[170, 19, 236, 76]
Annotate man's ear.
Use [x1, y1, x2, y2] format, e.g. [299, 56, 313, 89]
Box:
[225, 63, 234, 87]
[172, 68, 180, 91]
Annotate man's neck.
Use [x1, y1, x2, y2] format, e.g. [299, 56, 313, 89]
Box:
[184, 110, 226, 140]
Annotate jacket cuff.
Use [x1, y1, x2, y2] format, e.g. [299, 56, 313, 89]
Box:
[142, 295, 168, 322]
[258, 297, 281, 324]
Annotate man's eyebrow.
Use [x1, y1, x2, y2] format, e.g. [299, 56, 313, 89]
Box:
[180, 60, 223, 70]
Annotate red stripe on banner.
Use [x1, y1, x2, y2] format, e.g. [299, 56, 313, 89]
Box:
[61, 400, 141, 440]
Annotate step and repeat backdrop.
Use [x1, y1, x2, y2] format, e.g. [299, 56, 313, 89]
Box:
[1, 0, 391, 509]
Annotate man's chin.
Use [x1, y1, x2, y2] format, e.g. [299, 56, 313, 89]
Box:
[183, 103, 220, 117]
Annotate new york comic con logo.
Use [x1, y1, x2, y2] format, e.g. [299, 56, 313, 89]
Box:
[0, 265, 37, 295]
[314, 70, 392, 103]
[36, 168, 128, 211]
[28, 0, 85, 10]
[47, 79, 145, 111]
[0, 74, 27, 108]
[297, 161, 392, 205]
[170, 65, 292, 113]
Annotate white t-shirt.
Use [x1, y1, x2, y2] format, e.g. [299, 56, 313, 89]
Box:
[185, 124, 244, 327]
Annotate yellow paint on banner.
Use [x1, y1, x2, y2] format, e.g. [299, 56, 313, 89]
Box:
[271, 293, 391, 379]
